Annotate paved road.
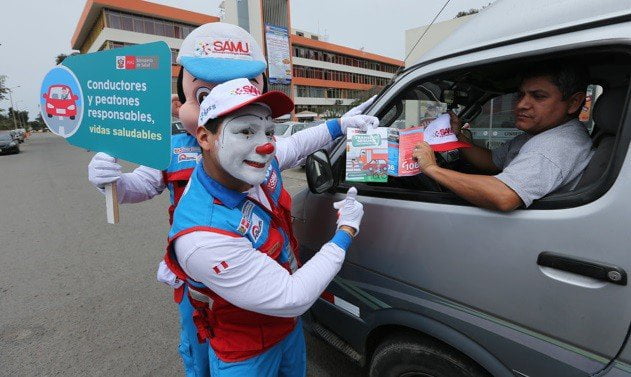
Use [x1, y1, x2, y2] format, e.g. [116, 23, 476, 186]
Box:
[0, 133, 364, 377]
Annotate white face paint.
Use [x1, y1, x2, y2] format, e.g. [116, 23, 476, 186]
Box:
[215, 104, 275, 186]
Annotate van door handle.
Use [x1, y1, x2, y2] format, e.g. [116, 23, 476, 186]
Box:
[537, 252, 627, 286]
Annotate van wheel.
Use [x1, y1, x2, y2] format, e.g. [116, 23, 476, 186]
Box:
[70, 116, 75, 120]
[368, 333, 490, 377]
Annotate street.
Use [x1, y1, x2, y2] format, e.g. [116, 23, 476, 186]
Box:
[0, 133, 363, 377]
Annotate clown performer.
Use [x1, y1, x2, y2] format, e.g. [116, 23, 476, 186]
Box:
[164, 78, 370, 377]
[87, 22, 376, 377]
[88, 23, 269, 377]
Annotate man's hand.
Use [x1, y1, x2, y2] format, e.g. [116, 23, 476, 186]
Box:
[340, 115, 380, 134]
[88, 152, 122, 189]
[449, 111, 471, 140]
[333, 187, 364, 236]
[343, 96, 376, 118]
[413, 142, 438, 172]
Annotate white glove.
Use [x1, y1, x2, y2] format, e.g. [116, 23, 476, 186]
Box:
[156, 260, 184, 288]
[333, 187, 364, 235]
[88, 152, 122, 189]
[340, 114, 380, 134]
[343, 96, 376, 118]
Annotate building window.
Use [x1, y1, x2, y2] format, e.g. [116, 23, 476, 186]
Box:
[292, 44, 401, 73]
[106, 12, 121, 29]
[103, 9, 196, 40]
[144, 19, 154, 34]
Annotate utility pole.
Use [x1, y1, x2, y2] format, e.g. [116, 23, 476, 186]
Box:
[7, 85, 20, 130]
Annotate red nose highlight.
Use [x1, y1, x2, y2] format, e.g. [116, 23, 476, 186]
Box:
[255, 143, 275, 155]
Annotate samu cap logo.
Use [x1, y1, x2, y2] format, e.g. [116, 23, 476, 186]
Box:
[194, 38, 253, 58]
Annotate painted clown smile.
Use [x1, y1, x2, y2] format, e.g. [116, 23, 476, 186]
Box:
[244, 160, 267, 169]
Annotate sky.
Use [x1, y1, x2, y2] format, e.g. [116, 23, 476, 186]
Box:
[0, 0, 491, 121]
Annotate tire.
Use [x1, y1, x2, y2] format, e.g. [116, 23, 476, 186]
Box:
[47, 113, 52, 118]
[70, 116, 75, 120]
[369, 333, 490, 377]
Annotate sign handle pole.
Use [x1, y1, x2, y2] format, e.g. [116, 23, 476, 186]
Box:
[105, 183, 119, 224]
[105, 158, 120, 224]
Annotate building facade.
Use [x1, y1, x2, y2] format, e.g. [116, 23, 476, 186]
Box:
[71, 0, 403, 119]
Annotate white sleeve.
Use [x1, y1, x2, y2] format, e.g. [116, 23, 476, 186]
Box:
[175, 231, 347, 318]
[275, 123, 334, 170]
[116, 165, 166, 203]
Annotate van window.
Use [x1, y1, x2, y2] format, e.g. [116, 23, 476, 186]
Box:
[334, 52, 631, 209]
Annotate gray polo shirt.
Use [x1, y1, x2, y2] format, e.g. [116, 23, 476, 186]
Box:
[491, 119, 594, 207]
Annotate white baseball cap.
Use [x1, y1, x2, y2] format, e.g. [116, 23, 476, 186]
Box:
[177, 22, 267, 83]
[423, 113, 472, 152]
[198, 78, 293, 126]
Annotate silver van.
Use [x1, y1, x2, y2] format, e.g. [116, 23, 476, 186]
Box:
[294, 0, 631, 376]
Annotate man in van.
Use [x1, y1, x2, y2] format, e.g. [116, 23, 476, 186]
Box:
[413, 63, 593, 211]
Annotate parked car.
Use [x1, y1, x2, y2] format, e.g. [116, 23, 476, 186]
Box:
[291, 121, 318, 135]
[0, 132, 20, 154]
[296, 1, 631, 376]
[274, 121, 308, 138]
[14, 128, 26, 143]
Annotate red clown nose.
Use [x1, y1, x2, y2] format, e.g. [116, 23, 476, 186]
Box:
[255, 143, 275, 155]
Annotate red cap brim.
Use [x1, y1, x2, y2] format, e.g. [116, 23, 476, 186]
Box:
[216, 91, 294, 119]
[430, 140, 472, 152]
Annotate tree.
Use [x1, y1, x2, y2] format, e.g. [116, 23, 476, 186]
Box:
[55, 52, 79, 65]
[31, 113, 46, 131]
[0, 107, 30, 130]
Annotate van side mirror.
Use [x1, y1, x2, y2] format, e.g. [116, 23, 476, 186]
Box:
[42, 93, 48, 99]
[73, 95, 78, 101]
[306, 150, 334, 194]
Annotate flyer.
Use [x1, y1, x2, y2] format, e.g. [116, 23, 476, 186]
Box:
[388, 126, 424, 176]
[345, 128, 388, 183]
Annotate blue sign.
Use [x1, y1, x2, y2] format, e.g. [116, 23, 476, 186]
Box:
[39, 42, 172, 170]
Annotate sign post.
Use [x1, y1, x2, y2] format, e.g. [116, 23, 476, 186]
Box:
[39, 42, 172, 224]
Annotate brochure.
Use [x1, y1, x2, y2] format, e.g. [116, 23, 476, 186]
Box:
[345, 128, 388, 182]
[388, 126, 424, 176]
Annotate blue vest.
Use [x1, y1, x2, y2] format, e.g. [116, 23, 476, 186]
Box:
[164, 159, 300, 361]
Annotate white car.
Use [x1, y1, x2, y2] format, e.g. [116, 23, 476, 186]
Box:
[274, 122, 307, 138]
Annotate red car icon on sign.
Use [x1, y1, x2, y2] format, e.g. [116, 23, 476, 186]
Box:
[43, 85, 79, 119]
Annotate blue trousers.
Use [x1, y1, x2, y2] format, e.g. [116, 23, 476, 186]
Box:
[208, 320, 306, 377]
[178, 286, 210, 377]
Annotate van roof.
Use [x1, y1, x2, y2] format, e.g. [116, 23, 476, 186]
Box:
[415, 0, 631, 64]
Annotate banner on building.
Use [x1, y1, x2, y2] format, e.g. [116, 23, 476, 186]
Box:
[39, 42, 172, 170]
[264, 24, 292, 84]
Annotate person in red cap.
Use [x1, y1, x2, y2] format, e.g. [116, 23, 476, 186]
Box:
[164, 78, 375, 376]
[413, 62, 591, 211]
